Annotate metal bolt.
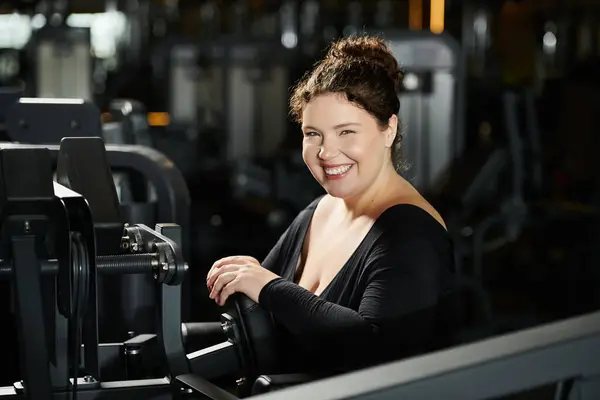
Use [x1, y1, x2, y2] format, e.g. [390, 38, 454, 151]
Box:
[83, 375, 94, 383]
[23, 221, 30, 233]
[222, 321, 232, 335]
[162, 262, 168, 271]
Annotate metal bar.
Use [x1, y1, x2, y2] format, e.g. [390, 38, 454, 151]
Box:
[0, 378, 172, 399]
[187, 341, 240, 380]
[82, 237, 100, 380]
[250, 311, 600, 400]
[154, 225, 189, 377]
[12, 236, 52, 400]
[0, 254, 157, 277]
[158, 285, 189, 377]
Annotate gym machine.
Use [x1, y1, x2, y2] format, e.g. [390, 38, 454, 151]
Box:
[385, 30, 466, 192]
[3, 97, 190, 339]
[156, 36, 292, 162]
[105, 98, 154, 148]
[251, 309, 600, 400]
[29, 20, 92, 101]
[0, 139, 183, 399]
[0, 138, 286, 399]
[0, 140, 189, 339]
[5, 96, 153, 150]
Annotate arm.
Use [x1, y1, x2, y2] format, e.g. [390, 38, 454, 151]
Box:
[258, 235, 447, 372]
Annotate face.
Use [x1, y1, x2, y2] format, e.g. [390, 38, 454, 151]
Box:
[301, 93, 397, 199]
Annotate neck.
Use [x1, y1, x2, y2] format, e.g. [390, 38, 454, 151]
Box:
[340, 165, 405, 219]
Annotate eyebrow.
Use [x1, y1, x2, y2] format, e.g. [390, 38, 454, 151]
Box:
[302, 122, 361, 131]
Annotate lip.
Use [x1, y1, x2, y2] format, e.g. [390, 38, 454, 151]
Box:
[323, 164, 353, 181]
[321, 163, 353, 168]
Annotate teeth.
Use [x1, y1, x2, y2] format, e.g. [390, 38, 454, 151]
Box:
[324, 165, 352, 175]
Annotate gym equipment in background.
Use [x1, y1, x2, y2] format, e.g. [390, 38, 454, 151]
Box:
[0, 138, 190, 342]
[105, 98, 154, 148]
[4, 96, 172, 226]
[0, 86, 23, 132]
[29, 25, 92, 101]
[3, 98, 190, 341]
[385, 30, 466, 192]
[154, 36, 292, 164]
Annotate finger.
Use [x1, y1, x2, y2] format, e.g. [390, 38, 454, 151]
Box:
[210, 272, 237, 299]
[206, 257, 241, 283]
[217, 279, 239, 306]
[207, 264, 242, 289]
[210, 256, 257, 274]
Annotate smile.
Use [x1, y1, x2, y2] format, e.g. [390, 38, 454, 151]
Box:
[324, 164, 353, 177]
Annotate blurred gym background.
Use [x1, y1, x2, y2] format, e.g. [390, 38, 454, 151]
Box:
[0, 0, 599, 354]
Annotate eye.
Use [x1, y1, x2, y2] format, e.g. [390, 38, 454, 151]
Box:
[340, 130, 355, 135]
[303, 131, 319, 137]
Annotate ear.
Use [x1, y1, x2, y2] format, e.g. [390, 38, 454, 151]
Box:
[384, 115, 398, 148]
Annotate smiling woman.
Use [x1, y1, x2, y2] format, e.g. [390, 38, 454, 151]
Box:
[299, 93, 398, 200]
[206, 35, 459, 379]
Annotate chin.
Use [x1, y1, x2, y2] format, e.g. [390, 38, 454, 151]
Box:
[322, 184, 360, 199]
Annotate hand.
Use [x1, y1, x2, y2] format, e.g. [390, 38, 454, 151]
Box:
[206, 255, 280, 306]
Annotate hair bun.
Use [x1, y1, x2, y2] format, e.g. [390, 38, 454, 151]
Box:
[326, 36, 403, 91]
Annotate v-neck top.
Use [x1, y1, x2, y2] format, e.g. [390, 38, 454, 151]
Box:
[258, 195, 458, 376]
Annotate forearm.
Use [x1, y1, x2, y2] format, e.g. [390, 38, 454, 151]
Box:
[258, 278, 372, 336]
[259, 278, 380, 373]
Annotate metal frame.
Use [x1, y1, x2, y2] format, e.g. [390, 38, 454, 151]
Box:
[251, 310, 600, 400]
[0, 142, 194, 400]
[0, 142, 191, 322]
[0, 143, 189, 239]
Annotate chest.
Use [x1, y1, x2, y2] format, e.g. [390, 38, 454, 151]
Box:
[295, 219, 374, 296]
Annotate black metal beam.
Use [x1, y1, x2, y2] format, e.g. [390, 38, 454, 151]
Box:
[12, 236, 53, 400]
[250, 311, 600, 400]
[187, 341, 239, 380]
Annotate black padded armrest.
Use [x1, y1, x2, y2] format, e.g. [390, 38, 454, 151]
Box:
[175, 374, 239, 400]
[252, 374, 316, 395]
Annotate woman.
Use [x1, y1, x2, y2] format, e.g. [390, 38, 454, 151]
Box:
[206, 35, 457, 376]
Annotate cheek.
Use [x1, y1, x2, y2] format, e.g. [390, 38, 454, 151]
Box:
[341, 137, 385, 168]
[302, 143, 320, 167]
[339, 139, 371, 163]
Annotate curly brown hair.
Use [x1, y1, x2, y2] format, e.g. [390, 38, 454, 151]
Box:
[290, 35, 407, 173]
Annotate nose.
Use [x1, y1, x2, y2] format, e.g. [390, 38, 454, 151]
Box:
[318, 138, 339, 160]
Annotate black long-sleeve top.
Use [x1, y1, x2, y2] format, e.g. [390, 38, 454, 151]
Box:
[257, 196, 458, 376]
